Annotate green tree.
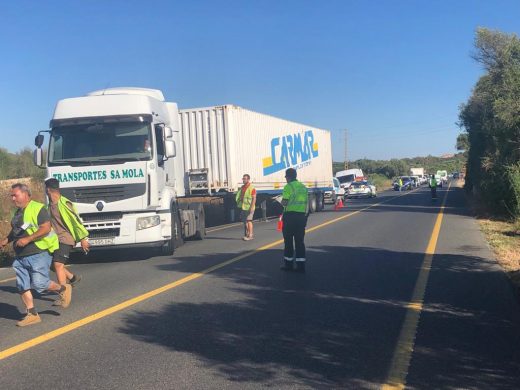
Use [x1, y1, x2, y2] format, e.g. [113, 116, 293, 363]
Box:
[459, 28, 520, 216]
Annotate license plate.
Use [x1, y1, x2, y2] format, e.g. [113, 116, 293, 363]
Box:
[89, 238, 115, 246]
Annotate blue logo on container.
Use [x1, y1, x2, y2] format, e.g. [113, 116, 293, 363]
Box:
[262, 130, 319, 176]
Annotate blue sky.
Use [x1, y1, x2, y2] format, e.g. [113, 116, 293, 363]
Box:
[0, 0, 519, 161]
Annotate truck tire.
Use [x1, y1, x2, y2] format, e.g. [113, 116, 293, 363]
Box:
[161, 204, 183, 255]
[314, 192, 324, 211]
[308, 193, 317, 213]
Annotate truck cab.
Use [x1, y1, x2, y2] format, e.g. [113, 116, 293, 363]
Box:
[34, 88, 204, 254]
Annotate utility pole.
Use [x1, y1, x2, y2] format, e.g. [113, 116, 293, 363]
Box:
[343, 129, 348, 170]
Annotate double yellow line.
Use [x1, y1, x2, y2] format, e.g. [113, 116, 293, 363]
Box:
[0, 188, 421, 361]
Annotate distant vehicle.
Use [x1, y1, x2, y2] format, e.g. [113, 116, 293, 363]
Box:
[347, 180, 376, 198]
[393, 176, 413, 191]
[336, 168, 364, 191]
[324, 177, 345, 204]
[410, 175, 421, 187]
[436, 170, 448, 184]
[410, 167, 425, 177]
[452, 172, 460, 179]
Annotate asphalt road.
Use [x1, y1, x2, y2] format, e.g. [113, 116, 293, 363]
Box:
[1, 182, 519, 389]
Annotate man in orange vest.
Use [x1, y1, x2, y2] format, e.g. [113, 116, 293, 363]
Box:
[236, 174, 257, 240]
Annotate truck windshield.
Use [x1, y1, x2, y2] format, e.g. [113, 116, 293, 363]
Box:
[337, 174, 355, 184]
[48, 121, 153, 165]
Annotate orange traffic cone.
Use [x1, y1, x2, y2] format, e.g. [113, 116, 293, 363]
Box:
[334, 197, 344, 210]
[277, 215, 283, 231]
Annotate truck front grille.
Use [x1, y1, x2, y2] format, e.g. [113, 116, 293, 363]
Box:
[88, 228, 120, 239]
[81, 212, 123, 222]
[61, 183, 146, 204]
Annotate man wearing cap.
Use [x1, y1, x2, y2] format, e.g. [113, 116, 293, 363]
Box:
[0, 183, 71, 326]
[280, 168, 309, 273]
[45, 178, 89, 305]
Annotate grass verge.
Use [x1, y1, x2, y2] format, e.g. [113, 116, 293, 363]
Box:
[478, 218, 520, 287]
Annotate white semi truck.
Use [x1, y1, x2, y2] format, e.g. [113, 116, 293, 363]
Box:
[34, 88, 333, 254]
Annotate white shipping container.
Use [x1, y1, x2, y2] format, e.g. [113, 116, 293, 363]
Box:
[178, 105, 333, 194]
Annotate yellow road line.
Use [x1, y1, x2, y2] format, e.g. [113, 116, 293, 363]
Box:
[381, 182, 452, 390]
[0, 189, 418, 361]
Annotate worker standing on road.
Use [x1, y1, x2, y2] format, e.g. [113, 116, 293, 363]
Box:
[0, 183, 71, 327]
[280, 168, 309, 273]
[45, 178, 89, 305]
[236, 174, 257, 241]
[398, 177, 403, 191]
[429, 174, 438, 200]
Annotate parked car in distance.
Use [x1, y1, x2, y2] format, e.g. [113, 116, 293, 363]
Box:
[324, 177, 345, 204]
[336, 168, 364, 192]
[346, 180, 377, 198]
[436, 170, 448, 185]
[393, 176, 414, 191]
[410, 175, 421, 187]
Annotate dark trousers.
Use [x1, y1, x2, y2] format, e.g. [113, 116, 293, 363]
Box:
[282, 212, 307, 259]
[431, 187, 437, 198]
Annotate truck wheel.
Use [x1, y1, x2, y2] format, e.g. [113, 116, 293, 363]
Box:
[308, 193, 317, 213]
[161, 206, 183, 255]
[316, 192, 324, 211]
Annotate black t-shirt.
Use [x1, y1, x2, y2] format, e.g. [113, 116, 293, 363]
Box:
[9, 206, 51, 257]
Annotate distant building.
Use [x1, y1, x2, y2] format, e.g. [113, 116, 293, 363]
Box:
[441, 153, 455, 159]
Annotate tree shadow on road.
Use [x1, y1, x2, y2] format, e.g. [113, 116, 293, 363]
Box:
[118, 244, 520, 389]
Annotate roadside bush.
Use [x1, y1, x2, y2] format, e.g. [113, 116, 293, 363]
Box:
[506, 163, 520, 218]
[368, 173, 393, 190]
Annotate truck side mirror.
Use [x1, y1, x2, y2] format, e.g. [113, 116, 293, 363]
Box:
[165, 140, 176, 158]
[34, 148, 43, 167]
[35, 134, 44, 147]
[164, 126, 173, 139]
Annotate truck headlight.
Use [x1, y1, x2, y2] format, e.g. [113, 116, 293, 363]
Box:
[136, 215, 160, 230]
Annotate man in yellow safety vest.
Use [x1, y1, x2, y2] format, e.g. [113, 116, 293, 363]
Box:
[236, 174, 257, 240]
[0, 183, 71, 326]
[280, 168, 309, 273]
[45, 178, 89, 306]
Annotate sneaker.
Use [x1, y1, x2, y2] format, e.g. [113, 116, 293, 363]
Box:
[243, 236, 253, 241]
[67, 274, 82, 287]
[60, 284, 72, 308]
[17, 312, 41, 327]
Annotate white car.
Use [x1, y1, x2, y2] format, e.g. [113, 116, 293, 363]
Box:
[346, 181, 377, 198]
[410, 175, 421, 187]
[324, 177, 345, 204]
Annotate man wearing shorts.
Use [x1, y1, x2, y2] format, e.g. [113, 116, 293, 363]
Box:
[236, 174, 256, 241]
[45, 178, 89, 306]
[0, 183, 71, 327]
